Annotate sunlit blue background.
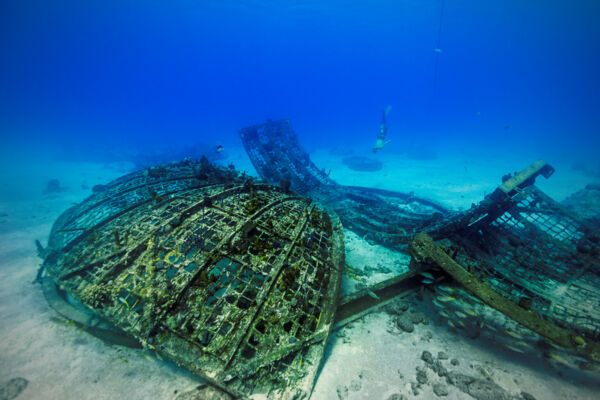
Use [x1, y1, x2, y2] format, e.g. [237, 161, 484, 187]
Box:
[1, 0, 599, 160]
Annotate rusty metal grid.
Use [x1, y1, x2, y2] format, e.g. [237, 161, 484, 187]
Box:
[42, 159, 344, 399]
[455, 185, 600, 340]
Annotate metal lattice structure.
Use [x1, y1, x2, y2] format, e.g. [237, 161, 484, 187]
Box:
[40, 159, 344, 399]
[239, 119, 600, 359]
[408, 161, 600, 359]
[239, 120, 447, 250]
[443, 185, 600, 340]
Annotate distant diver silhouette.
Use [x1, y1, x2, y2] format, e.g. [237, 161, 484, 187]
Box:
[373, 106, 392, 152]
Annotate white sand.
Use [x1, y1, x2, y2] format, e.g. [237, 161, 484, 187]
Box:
[1, 146, 599, 400]
[312, 305, 600, 400]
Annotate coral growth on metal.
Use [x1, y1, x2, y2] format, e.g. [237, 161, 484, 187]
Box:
[42, 159, 344, 399]
[239, 119, 446, 249]
[428, 161, 600, 347]
[239, 118, 600, 355]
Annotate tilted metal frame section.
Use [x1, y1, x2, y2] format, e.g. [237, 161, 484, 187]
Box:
[239, 119, 447, 250]
[239, 119, 338, 196]
[427, 162, 600, 347]
[42, 159, 344, 399]
[448, 186, 600, 340]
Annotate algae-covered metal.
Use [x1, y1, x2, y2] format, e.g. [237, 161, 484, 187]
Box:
[238, 118, 600, 358]
[410, 161, 600, 358]
[41, 159, 344, 399]
[239, 119, 447, 250]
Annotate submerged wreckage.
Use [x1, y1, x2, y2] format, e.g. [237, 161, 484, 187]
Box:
[36, 120, 600, 399]
[239, 120, 600, 360]
[39, 159, 344, 399]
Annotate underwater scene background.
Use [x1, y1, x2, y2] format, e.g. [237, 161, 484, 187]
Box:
[2, 0, 599, 159]
[1, 1, 600, 400]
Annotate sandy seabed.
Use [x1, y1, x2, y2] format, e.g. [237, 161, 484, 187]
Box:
[1, 145, 599, 400]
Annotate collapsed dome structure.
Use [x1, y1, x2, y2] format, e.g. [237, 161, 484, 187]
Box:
[39, 158, 345, 400]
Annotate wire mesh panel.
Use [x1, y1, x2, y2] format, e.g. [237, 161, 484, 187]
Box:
[42, 159, 344, 399]
[446, 184, 600, 342]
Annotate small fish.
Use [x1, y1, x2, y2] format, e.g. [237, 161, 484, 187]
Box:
[547, 352, 569, 365]
[546, 339, 564, 350]
[573, 336, 586, 346]
[367, 289, 380, 301]
[463, 308, 478, 317]
[420, 272, 435, 280]
[513, 339, 534, 349]
[502, 343, 526, 354]
[216, 145, 224, 153]
[422, 279, 434, 285]
[437, 295, 456, 303]
[315, 311, 322, 329]
[505, 329, 524, 340]
[440, 310, 451, 318]
[455, 311, 467, 319]
[447, 320, 457, 329]
[432, 299, 444, 308]
[438, 285, 455, 294]
[434, 48, 443, 53]
[455, 319, 466, 328]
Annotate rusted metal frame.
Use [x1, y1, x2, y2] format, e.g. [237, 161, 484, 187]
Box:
[409, 232, 600, 362]
[493, 187, 600, 308]
[498, 160, 555, 197]
[344, 185, 447, 214]
[61, 186, 249, 341]
[151, 194, 307, 350]
[61, 175, 215, 229]
[56, 254, 121, 282]
[60, 183, 220, 252]
[131, 197, 311, 399]
[457, 161, 554, 233]
[57, 185, 246, 287]
[221, 201, 315, 372]
[227, 326, 327, 382]
[41, 277, 142, 349]
[529, 186, 600, 247]
[334, 271, 423, 329]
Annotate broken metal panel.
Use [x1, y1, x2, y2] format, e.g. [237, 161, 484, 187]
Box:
[411, 160, 600, 355]
[42, 159, 344, 400]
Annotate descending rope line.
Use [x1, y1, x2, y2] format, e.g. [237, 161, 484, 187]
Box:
[430, 0, 445, 112]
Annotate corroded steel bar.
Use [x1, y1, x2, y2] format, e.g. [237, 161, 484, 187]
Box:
[409, 232, 600, 362]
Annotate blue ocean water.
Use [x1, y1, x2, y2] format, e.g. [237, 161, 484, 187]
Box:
[1, 0, 599, 161]
[2, 3, 600, 400]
